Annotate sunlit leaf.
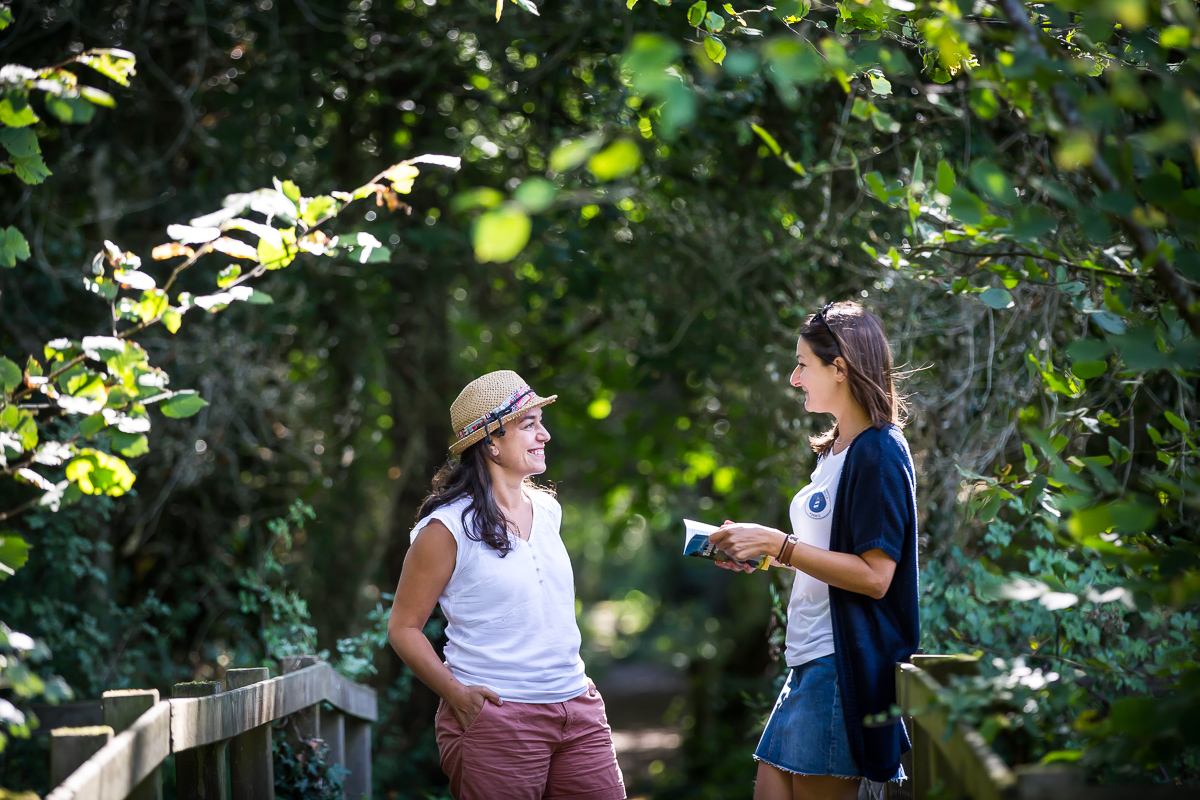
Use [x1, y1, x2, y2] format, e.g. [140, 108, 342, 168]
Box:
[0, 226, 30, 268]
[550, 133, 605, 173]
[76, 48, 137, 87]
[512, 178, 557, 213]
[588, 139, 642, 180]
[159, 390, 209, 419]
[703, 36, 727, 65]
[474, 207, 531, 263]
[0, 533, 30, 580]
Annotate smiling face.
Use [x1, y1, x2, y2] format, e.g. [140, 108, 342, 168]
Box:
[490, 406, 551, 477]
[790, 335, 846, 415]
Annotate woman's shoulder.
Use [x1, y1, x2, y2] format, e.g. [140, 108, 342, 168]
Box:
[410, 494, 473, 544]
[528, 484, 562, 516]
[849, 425, 913, 469]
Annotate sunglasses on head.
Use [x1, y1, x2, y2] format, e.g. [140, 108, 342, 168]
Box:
[813, 302, 843, 352]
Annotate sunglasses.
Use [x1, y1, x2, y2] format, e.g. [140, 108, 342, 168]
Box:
[814, 302, 844, 353]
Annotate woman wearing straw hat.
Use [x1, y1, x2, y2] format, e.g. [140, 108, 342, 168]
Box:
[387, 370, 625, 800]
[707, 301, 919, 800]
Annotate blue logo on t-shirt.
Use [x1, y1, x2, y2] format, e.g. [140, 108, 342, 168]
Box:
[805, 490, 830, 519]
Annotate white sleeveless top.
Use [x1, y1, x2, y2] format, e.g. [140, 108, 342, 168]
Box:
[784, 447, 849, 667]
[409, 490, 588, 703]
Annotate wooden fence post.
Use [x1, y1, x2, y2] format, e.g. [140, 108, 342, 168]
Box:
[280, 656, 321, 741]
[343, 717, 371, 800]
[226, 667, 274, 800]
[173, 681, 228, 800]
[319, 708, 345, 771]
[103, 689, 163, 800]
[50, 726, 113, 787]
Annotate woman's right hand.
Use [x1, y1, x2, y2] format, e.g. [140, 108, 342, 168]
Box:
[714, 559, 758, 573]
[447, 683, 503, 730]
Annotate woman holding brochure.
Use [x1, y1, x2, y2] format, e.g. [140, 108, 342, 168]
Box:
[708, 301, 919, 800]
[387, 370, 625, 800]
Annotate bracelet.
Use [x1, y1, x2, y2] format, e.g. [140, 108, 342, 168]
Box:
[780, 535, 798, 566]
[775, 532, 789, 561]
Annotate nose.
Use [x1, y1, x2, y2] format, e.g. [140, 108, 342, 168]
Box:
[537, 424, 551, 442]
[790, 367, 802, 388]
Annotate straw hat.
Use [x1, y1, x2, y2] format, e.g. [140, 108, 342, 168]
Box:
[449, 370, 557, 455]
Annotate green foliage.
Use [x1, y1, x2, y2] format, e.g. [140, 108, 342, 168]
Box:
[273, 727, 346, 800]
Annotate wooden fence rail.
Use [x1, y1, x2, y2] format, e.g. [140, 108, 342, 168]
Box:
[897, 655, 1200, 800]
[43, 659, 376, 800]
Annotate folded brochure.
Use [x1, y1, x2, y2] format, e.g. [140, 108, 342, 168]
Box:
[682, 518, 770, 570]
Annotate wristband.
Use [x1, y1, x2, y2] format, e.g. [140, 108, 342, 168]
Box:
[775, 532, 789, 561]
[780, 535, 798, 566]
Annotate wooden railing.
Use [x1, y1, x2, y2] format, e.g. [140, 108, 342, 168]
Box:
[43, 656, 377, 800]
[896, 654, 1199, 800]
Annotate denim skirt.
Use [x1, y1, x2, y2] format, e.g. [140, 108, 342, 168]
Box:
[753, 654, 861, 779]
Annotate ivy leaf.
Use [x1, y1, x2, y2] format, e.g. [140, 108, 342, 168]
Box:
[703, 36, 727, 65]
[159, 390, 209, 419]
[0, 226, 30, 268]
[76, 49, 137, 87]
[473, 207, 531, 263]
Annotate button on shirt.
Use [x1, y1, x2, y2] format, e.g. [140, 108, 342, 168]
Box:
[409, 490, 588, 704]
[784, 447, 849, 668]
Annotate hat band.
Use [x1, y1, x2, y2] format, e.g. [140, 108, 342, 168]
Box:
[456, 386, 537, 441]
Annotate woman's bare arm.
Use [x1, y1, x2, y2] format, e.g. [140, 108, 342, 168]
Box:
[387, 520, 501, 727]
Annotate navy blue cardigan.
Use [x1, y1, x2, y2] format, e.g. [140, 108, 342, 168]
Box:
[827, 424, 920, 782]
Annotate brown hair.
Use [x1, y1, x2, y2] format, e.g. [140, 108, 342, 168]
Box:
[800, 301, 906, 456]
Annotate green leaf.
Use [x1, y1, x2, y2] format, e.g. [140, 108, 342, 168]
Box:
[77, 49, 137, 87]
[869, 108, 900, 133]
[628, 0, 639, 8]
[256, 227, 298, 270]
[217, 265, 242, 289]
[704, 11, 726, 32]
[1159, 26, 1190, 49]
[0, 93, 39, 127]
[549, 133, 605, 173]
[0, 7, 12, 30]
[704, 36, 727, 64]
[0, 533, 30, 580]
[772, 0, 810, 21]
[1071, 360, 1107, 379]
[0, 226, 30, 268]
[0, 127, 39, 159]
[969, 87, 999, 119]
[65, 448, 136, 496]
[863, 172, 889, 202]
[1164, 411, 1188, 433]
[512, 178, 557, 213]
[979, 287, 1014, 309]
[969, 159, 1017, 205]
[13, 153, 51, 184]
[0, 357, 21, 393]
[868, 73, 892, 96]
[159, 390, 209, 419]
[279, 179, 301, 204]
[588, 139, 642, 180]
[79, 86, 115, 107]
[1089, 311, 1127, 335]
[473, 207, 531, 263]
[935, 159, 955, 195]
[79, 413, 107, 438]
[688, 1, 708, 26]
[750, 123, 782, 156]
[45, 94, 96, 124]
[451, 187, 505, 213]
[110, 432, 149, 458]
[300, 195, 338, 227]
[949, 188, 987, 225]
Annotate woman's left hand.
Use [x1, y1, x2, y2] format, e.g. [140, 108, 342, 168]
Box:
[708, 521, 787, 564]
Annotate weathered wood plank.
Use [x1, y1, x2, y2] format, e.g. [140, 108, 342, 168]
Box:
[897, 662, 1018, 800]
[102, 691, 162, 800]
[51, 727, 113, 789]
[169, 664, 376, 750]
[226, 668, 274, 800]
[45, 702, 171, 800]
[173, 682, 228, 800]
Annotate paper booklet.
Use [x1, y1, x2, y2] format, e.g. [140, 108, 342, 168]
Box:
[681, 518, 770, 570]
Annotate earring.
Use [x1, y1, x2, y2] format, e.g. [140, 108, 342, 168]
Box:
[490, 447, 499, 456]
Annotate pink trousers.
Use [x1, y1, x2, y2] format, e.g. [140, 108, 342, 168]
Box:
[434, 685, 626, 800]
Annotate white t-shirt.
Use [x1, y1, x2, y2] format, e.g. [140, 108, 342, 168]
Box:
[409, 490, 589, 703]
[784, 447, 849, 668]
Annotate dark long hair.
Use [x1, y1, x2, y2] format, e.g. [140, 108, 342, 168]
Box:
[800, 301, 908, 456]
[416, 441, 551, 556]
